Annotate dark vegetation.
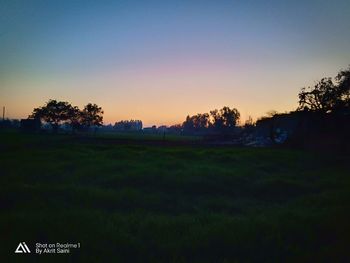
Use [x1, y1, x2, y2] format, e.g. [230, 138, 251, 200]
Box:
[182, 106, 240, 134]
[298, 67, 350, 113]
[29, 100, 103, 132]
[114, 120, 143, 131]
[1, 131, 350, 262]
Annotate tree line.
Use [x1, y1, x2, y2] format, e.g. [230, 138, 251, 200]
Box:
[26, 65, 349, 134]
[180, 66, 350, 133]
[114, 120, 143, 131]
[182, 106, 240, 133]
[30, 100, 103, 132]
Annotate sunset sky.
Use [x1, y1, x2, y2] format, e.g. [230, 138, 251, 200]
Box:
[1, 0, 350, 126]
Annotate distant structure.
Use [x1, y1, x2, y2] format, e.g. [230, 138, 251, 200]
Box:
[254, 111, 350, 151]
[157, 125, 167, 133]
[114, 120, 143, 131]
[20, 118, 41, 132]
[143, 125, 157, 133]
[142, 125, 183, 135]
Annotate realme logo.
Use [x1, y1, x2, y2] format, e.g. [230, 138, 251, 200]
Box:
[15, 242, 31, 253]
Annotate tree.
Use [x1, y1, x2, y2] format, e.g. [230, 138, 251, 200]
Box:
[194, 113, 210, 130]
[183, 106, 240, 134]
[298, 66, 350, 113]
[243, 116, 255, 134]
[183, 115, 195, 132]
[210, 106, 240, 130]
[265, 110, 278, 118]
[244, 116, 254, 127]
[335, 66, 350, 110]
[210, 109, 224, 130]
[68, 106, 83, 132]
[220, 106, 240, 128]
[80, 103, 104, 128]
[30, 100, 74, 132]
[114, 120, 143, 131]
[183, 113, 209, 132]
[298, 78, 336, 113]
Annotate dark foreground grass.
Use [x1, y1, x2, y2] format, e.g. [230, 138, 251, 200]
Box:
[0, 131, 350, 262]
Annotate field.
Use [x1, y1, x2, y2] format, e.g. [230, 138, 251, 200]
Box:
[1, 131, 350, 262]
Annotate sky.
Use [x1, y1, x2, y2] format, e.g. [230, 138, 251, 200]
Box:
[1, 0, 350, 126]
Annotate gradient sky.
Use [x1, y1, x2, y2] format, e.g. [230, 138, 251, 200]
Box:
[1, 0, 350, 126]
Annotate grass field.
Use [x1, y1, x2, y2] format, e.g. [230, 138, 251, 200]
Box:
[1, 131, 350, 262]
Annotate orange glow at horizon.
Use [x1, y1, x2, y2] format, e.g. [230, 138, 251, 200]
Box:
[1, 53, 347, 127]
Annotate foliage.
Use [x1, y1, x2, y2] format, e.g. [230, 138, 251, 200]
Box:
[167, 124, 183, 134]
[265, 110, 279, 118]
[30, 100, 74, 131]
[183, 113, 210, 132]
[244, 115, 254, 128]
[216, 106, 240, 129]
[29, 100, 104, 131]
[114, 120, 143, 131]
[183, 106, 240, 133]
[80, 103, 104, 128]
[298, 66, 350, 113]
[335, 67, 350, 109]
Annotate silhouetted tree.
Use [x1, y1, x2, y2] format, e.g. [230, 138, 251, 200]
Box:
[183, 113, 210, 132]
[183, 106, 240, 133]
[68, 106, 83, 132]
[210, 106, 240, 131]
[195, 113, 210, 130]
[244, 116, 254, 127]
[210, 109, 224, 130]
[220, 106, 240, 128]
[244, 116, 255, 133]
[298, 66, 350, 113]
[183, 115, 194, 132]
[335, 66, 350, 110]
[30, 100, 74, 132]
[298, 78, 336, 113]
[266, 110, 278, 118]
[80, 103, 104, 128]
[114, 120, 142, 131]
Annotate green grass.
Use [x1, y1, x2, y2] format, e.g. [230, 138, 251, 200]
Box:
[94, 131, 200, 141]
[1, 131, 350, 262]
